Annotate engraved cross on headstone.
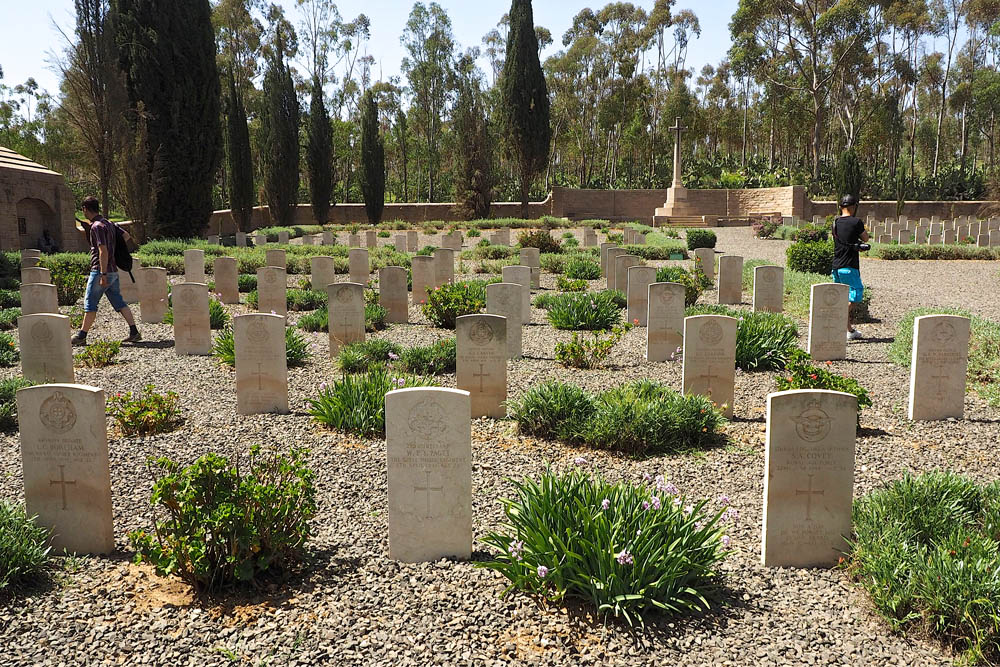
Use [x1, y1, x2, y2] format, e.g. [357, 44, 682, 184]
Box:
[50, 464, 76, 510]
[413, 469, 443, 519]
[473, 363, 488, 392]
[795, 474, 825, 521]
[250, 362, 265, 391]
[929, 370, 950, 399]
[334, 319, 354, 345]
[694, 364, 716, 397]
[668, 117, 688, 188]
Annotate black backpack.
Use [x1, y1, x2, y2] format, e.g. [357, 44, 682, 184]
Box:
[110, 222, 135, 279]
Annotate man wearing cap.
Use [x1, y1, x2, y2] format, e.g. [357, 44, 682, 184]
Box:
[831, 194, 869, 341]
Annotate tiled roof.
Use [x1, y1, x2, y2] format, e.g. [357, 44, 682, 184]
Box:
[0, 146, 60, 176]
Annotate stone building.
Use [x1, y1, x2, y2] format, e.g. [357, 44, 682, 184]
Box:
[0, 146, 86, 253]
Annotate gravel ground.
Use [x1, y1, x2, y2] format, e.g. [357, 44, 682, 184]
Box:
[2, 226, 998, 665]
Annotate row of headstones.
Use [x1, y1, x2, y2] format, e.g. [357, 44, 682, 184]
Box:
[788, 215, 1000, 247]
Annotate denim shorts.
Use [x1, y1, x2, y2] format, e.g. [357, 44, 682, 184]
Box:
[83, 271, 127, 312]
[832, 268, 864, 303]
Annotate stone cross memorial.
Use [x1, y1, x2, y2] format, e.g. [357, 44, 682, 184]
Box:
[379, 266, 408, 324]
[234, 313, 289, 415]
[646, 282, 685, 362]
[140, 266, 169, 323]
[717, 255, 743, 305]
[385, 387, 472, 562]
[519, 248, 540, 289]
[908, 314, 970, 420]
[410, 256, 435, 307]
[214, 256, 239, 304]
[682, 314, 737, 418]
[486, 282, 523, 359]
[761, 389, 857, 568]
[327, 282, 365, 354]
[753, 265, 784, 313]
[626, 265, 656, 326]
[310, 256, 336, 293]
[807, 283, 849, 361]
[456, 314, 507, 418]
[17, 383, 114, 554]
[20, 283, 58, 316]
[501, 265, 532, 323]
[184, 249, 205, 283]
[172, 283, 211, 355]
[256, 266, 287, 317]
[348, 248, 369, 286]
[19, 314, 74, 383]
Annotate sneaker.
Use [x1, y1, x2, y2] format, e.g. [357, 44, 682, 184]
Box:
[848, 329, 864, 341]
[70, 332, 88, 346]
[122, 331, 142, 344]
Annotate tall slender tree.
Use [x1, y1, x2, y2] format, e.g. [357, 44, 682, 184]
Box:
[498, 0, 550, 216]
[453, 62, 493, 219]
[307, 74, 333, 223]
[260, 37, 300, 227]
[225, 70, 255, 231]
[114, 0, 222, 237]
[360, 90, 385, 224]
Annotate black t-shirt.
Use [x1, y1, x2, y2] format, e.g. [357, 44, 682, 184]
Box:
[832, 216, 864, 271]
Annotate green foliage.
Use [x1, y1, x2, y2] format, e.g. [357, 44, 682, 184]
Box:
[546, 292, 622, 331]
[508, 380, 725, 455]
[129, 447, 316, 592]
[786, 240, 834, 275]
[792, 224, 830, 242]
[0, 308, 20, 330]
[108, 384, 181, 436]
[287, 288, 326, 312]
[296, 307, 328, 333]
[0, 332, 19, 367]
[751, 218, 780, 239]
[0, 377, 32, 431]
[421, 280, 489, 329]
[871, 244, 1000, 261]
[517, 229, 561, 254]
[0, 501, 51, 591]
[41, 254, 89, 306]
[479, 467, 731, 625]
[225, 73, 255, 232]
[775, 350, 872, 416]
[685, 229, 716, 250]
[307, 369, 437, 437]
[360, 90, 385, 224]
[306, 75, 333, 225]
[337, 339, 402, 374]
[0, 290, 19, 309]
[565, 256, 601, 280]
[212, 326, 310, 368]
[453, 74, 493, 219]
[74, 340, 121, 367]
[848, 472, 1000, 662]
[656, 266, 704, 307]
[395, 338, 457, 375]
[364, 290, 388, 332]
[471, 244, 518, 260]
[261, 41, 300, 227]
[835, 148, 863, 199]
[555, 323, 633, 369]
[209, 298, 229, 329]
[556, 276, 588, 292]
[539, 253, 567, 274]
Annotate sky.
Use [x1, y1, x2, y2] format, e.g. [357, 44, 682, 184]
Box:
[0, 0, 740, 98]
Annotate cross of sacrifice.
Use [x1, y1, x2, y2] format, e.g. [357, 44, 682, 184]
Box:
[413, 469, 443, 519]
[473, 363, 488, 392]
[795, 474, 825, 522]
[50, 464, 76, 510]
[668, 117, 687, 188]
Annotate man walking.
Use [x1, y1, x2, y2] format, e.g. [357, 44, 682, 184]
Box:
[71, 196, 141, 345]
[831, 194, 869, 341]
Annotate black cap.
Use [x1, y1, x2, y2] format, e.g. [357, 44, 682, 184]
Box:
[840, 194, 859, 208]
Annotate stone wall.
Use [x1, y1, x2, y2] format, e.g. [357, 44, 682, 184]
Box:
[0, 155, 86, 253]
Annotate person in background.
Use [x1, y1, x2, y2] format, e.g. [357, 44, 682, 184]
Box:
[831, 194, 869, 341]
[71, 196, 141, 345]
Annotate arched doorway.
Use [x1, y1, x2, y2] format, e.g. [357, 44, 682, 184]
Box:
[15, 198, 61, 252]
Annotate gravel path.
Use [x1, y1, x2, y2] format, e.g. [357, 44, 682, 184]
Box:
[2, 226, 998, 665]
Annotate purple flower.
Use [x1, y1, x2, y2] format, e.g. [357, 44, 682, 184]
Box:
[508, 540, 524, 560]
[683, 504, 694, 516]
[676, 346, 682, 354]
[615, 549, 633, 566]
[650, 496, 661, 510]
[717, 495, 730, 506]
[388, 352, 399, 360]
[642, 500, 650, 511]
[536, 565, 548, 578]
[601, 498, 610, 511]
[694, 520, 704, 530]
[722, 508, 739, 523]
[672, 497, 682, 508]
[396, 377, 406, 387]
[318, 382, 327, 392]
[642, 472, 652, 483]
[574, 456, 588, 466]
[721, 535, 731, 548]
[270, 310, 277, 315]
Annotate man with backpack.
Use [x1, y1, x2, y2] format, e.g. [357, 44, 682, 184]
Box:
[71, 196, 141, 345]
[831, 194, 870, 341]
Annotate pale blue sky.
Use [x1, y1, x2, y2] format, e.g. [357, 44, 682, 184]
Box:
[1, 0, 739, 98]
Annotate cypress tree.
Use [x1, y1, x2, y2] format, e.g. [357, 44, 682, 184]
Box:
[835, 148, 863, 200]
[359, 90, 385, 225]
[453, 78, 493, 220]
[225, 70, 254, 232]
[114, 0, 221, 238]
[498, 0, 550, 217]
[306, 75, 333, 225]
[260, 46, 300, 227]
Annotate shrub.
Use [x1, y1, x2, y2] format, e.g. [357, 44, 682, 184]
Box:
[416, 245, 437, 256]
[0, 332, 18, 367]
[297, 307, 328, 333]
[792, 224, 829, 242]
[337, 339, 402, 374]
[307, 369, 437, 437]
[848, 471, 1000, 662]
[0, 377, 32, 431]
[0, 501, 51, 591]
[871, 244, 1000, 261]
[508, 380, 725, 454]
[656, 266, 703, 307]
[50, 265, 88, 307]
[479, 467, 731, 625]
[421, 281, 488, 329]
[74, 340, 121, 367]
[108, 384, 181, 436]
[396, 338, 457, 375]
[0, 307, 20, 330]
[0, 289, 21, 309]
[546, 292, 622, 331]
[775, 350, 872, 416]
[623, 244, 688, 260]
[555, 323, 633, 369]
[539, 253, 567, 274]
[556, 276, 587, 292]
[208, 298, 229, 330]
[735, 311, 798, 371]
[472, 244, 518, 260]
[517, 229, 561, 254]
[565, 256, 601, 280]
[752, 218, 780, 239]
[287, 288, 326, 311]
[685, 229, 716, 250]
[364, 290, 388, 332]
[129, 446, 316, 592]
[786, 240, 834, 275]
[238, 274, 257, 292]
[377, 230, 391, 238]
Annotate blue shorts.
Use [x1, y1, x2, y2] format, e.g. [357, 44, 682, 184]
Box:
[83, 271, 127, 312]
[832, 268, 864, 303]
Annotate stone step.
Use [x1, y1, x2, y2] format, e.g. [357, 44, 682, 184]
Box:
[652, 214, 715, 228]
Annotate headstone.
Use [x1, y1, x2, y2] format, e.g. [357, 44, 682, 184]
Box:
[501, 265, 531, 323]
[605, 248, 625, 291]
[385, 387, 472, 562]
[172, 283, 211, 355]
[897, 229, 913, 244]
[646, 282, 685, 362]
[447, 231, 463, 250]
[327, 282, 365, 354]
[991, 230, 1000, 247]
[139, 267, 169, 323]
[908, 314, 970, 420]
[807, 283, 849, 361]
[456, 314, 507, 418]
[694, 247, 715, 283]
[394, 235, 407, 253]
[214, 256, 239, 304]
[614, 255, 641, 297]
[183, 249, 206, 283]
[21, 252, 40, 268]
[277, 230, 290, 244]
[761, 389, 857, 568]
[584, 228, 597, 246]
[519, 248, 540, 289]
[486, 283, 523, 359]
[17, 383, 114, 554]
[682, 314, 737, 418]
[234, 313, 289, 415]
[365, 230, 377, 247]
[753, 265, 784, 313]
[207, 234, 220, 245]
[19, 283, 58, 315]
[634, 232, 646, 245]
[348, 233, 361, 247]
[496, 228, 511, 246]
[118, 259, 141, 304]
[18, 314, 74, 383]
[322, 231, 334, 245]
[265, 249, 286, 269]
[977, 234, 990, 248]
[717, 255, 743, 305]
[256, 266, 287, 317]
[254, 232, 267, 246]
[943, 229, 956, 245]
[626, 265, 656, 326]
[928, 233, 941, 245]
[236, 231, 247, 247]
[434, 248, 454, 287]
[406, 230, 418, 252]
[599, 243, 616, 278]
[310, 256, 336, 292]
[410, 256, 435, 307]
[20, 267, 50, 284]
[379, 266, 408, 324]
[299, 234, 313, 246]
[348, 248, 369, 286]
